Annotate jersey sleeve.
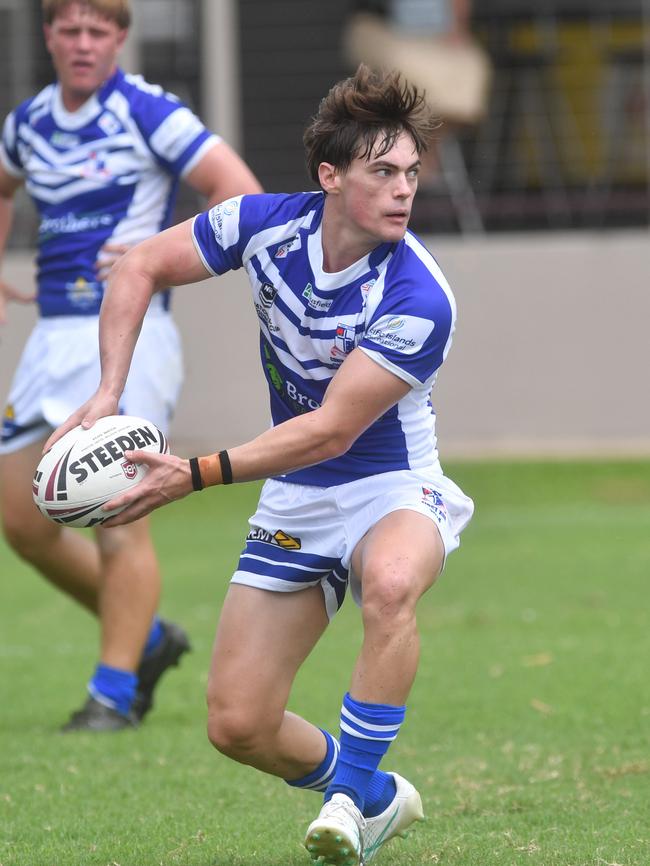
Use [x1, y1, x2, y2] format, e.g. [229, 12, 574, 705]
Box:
[0, 110, 24, 178]
[191, 193, 309, 276]
[359, 262, 455, 389]
[131, 82, 220, 177]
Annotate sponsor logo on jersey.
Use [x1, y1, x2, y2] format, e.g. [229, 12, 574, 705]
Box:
[263, 343, 321, 413]
[246, 527, 302, 550]
[1, 403, 16, 440]
[302, 282, 333, 312]
[255, 284, 280, 333]
[66, 277, 101, 309]
[259, 282, 277, 308]
[275, 235, 301, 258]
[50, 131, 81, 148]
[366, 314, 434, 354]
[40, 212, 114, 240]
[421, 487, 448, 523]
[223, 198, 239, 216]
[359, 278, 376, 305]
[98, 112, 121, 136]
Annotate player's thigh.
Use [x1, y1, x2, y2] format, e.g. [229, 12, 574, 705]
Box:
[208, 583, 329, 721]
[0, 437, 57, 541]
[351, 508, 445, 608]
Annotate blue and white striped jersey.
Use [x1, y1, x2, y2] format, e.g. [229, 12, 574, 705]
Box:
[192, 192, 456, 487]
[1, 68, 218, 317]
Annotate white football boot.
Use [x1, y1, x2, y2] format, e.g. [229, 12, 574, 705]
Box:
[304, 793, 366, 866]
[363, 773, 424, 862]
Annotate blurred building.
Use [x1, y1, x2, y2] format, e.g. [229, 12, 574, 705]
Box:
[2, 0, 650, 239]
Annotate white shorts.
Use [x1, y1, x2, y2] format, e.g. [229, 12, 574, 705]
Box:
[231, 468, 474, 618]
[0, 307, 183, 454]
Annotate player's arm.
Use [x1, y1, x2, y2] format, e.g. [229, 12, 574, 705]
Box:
[0, 165, 35, 324]
[102, 349, 411, 525]
[43, 218, 212, 448]
[184, 140, 263, 206]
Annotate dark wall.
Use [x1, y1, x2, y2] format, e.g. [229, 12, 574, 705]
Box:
[239, 0, 353, 193]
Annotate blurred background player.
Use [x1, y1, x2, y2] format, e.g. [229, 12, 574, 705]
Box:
[0, 0, 262, 732]
[49, 65, 474, 864]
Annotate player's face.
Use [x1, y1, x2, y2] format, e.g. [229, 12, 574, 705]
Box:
[338, 132, 420, 246]
[44, 2, 127, 111]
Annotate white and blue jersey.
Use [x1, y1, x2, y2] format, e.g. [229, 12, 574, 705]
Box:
[192, 191, 457, 488]
[1, 67, 218, 317]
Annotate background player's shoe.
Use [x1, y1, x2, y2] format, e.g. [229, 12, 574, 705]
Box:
[132, 619, 191, 721]
[61, 697, 137, 732]
[363, 772, 424, 862]
[304, 793, 365, 866]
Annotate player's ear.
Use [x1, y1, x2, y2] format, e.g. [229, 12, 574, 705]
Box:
[318, 162, 340, 195]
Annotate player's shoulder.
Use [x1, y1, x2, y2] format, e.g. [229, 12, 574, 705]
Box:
[111, 70, 184, 117]
[386, 230, 456, 317]
[240, 190, 324, 230]
[8, 84, 56, 127]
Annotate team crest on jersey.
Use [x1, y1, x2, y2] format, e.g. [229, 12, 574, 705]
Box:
[80, 151, 112, 180]
[246, 527, 302, 550]
[275, 235, 301, 258]
[330, 323, 357, 366]
[421, 487, 448, 523]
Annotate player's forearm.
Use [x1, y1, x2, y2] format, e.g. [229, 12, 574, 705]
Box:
[192, 407, 354, 488]
[98, 253, 155, 399]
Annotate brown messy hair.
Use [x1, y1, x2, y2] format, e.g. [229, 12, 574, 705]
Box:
[42, 0, 131, 28]
[303, 64, 437, 187]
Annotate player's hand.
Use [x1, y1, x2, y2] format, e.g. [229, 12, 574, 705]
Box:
[0, 279, 36, 325]
[96, 243, 131, 282]
[42, 392, 119, 453]
[101, 450, 194, 525]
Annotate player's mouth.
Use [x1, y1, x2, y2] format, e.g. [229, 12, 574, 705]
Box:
[385, 210, 409, 222]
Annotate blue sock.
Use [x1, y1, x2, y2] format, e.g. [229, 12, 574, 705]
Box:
[143, 618, 164, 656]
[286, 729, 340, 792]
[364, 771, 397, 818]
[88, 663, 137, 716]
[325, 693, 406, 811]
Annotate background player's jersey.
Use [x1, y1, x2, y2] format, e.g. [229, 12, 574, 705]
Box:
[0, 68, 218, 317]
[192, 191, 456, 487]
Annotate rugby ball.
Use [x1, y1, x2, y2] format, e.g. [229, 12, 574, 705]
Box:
[32, 415, 169, 527]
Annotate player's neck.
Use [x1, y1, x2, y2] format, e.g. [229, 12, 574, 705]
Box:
[321, 207, 377, 273]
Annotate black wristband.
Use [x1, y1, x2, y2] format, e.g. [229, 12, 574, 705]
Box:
[218, 450, 233, 485]
[189, 456, 204, 491]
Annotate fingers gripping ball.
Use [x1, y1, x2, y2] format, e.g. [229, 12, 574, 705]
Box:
[33, 415, 169, 527]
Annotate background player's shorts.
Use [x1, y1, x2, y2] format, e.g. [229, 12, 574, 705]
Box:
[0, 307, 182, 454]
[231, 468, 474, 619]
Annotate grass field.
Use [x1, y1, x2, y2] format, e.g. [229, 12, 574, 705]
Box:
[1, 460, 649, 866]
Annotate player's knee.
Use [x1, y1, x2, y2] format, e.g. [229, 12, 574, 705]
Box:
[206, 704, 273, 761]
[361, 566, 420, 628]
